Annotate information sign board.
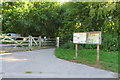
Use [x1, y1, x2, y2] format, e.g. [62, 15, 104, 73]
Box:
[73, 32, 101, 44]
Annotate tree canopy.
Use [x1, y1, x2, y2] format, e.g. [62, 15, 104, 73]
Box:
[1, 2, 119, 51]
[1, 2, 119, 37]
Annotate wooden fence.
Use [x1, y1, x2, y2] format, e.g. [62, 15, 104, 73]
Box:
[0, 36, 60, 52]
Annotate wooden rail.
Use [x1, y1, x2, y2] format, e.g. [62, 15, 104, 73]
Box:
[0, 36, 60, 51]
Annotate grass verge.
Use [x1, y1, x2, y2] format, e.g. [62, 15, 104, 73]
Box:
[55, 48, 118, 72]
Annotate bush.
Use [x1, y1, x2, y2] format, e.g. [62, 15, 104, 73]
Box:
[60, 41, 74, 49]
[101, 32, 118, 51]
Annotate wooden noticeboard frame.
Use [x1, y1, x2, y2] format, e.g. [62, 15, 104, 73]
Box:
[73, 31, 102, 64]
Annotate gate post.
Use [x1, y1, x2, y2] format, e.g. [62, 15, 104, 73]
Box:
[56, 37, 59, 48]
[38, 36, 41, 48]
[28, 36, 31, 49]
[29, 36, 32, 50]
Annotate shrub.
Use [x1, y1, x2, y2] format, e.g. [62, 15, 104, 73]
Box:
[101, 32, 118, 51]
[60, 41, 74, 49]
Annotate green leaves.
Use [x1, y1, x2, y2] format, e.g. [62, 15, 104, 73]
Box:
[2, 2, 61, 37]
[2, 2, 119, 51]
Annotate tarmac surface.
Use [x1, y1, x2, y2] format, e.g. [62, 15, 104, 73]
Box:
[0, 48, 117, 78]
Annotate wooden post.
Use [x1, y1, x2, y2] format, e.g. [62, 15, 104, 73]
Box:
[28, 36, 31, 48]
[56, 37, 59, 48]
[75, 44, 78, 57]
[38, 36, 41, 48]
[30, 36, 32, 47]
[29, 36, 32, 50]
[96, 44, 100, 64]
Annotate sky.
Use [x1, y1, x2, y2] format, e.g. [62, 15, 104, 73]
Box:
[58, 0, 70, 3]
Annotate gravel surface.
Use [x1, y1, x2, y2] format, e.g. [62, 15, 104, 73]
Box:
[1, 49, 117, 78]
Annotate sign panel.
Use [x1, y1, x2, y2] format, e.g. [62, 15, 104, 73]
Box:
[73, 32, 101, 44]
[87, 32, 101, 44]
[73, 33, 87, 43]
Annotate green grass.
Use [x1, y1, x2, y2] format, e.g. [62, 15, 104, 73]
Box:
[55, 48, 118, 72]
[25, 71, 32, 74]
[2, 42, 16, 44]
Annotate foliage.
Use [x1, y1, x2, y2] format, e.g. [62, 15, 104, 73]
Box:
[58, 2, 119, 38]
[2, 2, 119, 51]
[2, 2, 61, 37]
[55, 48, 118, 72]
[101, 32, 118, 51]
[60, 40, 74, 49]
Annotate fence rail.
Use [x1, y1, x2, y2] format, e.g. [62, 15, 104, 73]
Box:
[0, 36, 60, 52]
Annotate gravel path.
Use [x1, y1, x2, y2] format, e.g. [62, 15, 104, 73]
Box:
[1, 48, 117, 78]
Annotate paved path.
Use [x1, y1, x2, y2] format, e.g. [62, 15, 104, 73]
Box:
[1, 49, 117, 78]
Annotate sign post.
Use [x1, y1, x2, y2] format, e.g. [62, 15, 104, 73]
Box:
[73, 31, 101, 64]
[96, 44, 100, 64]
[75, 44, 78, 57]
